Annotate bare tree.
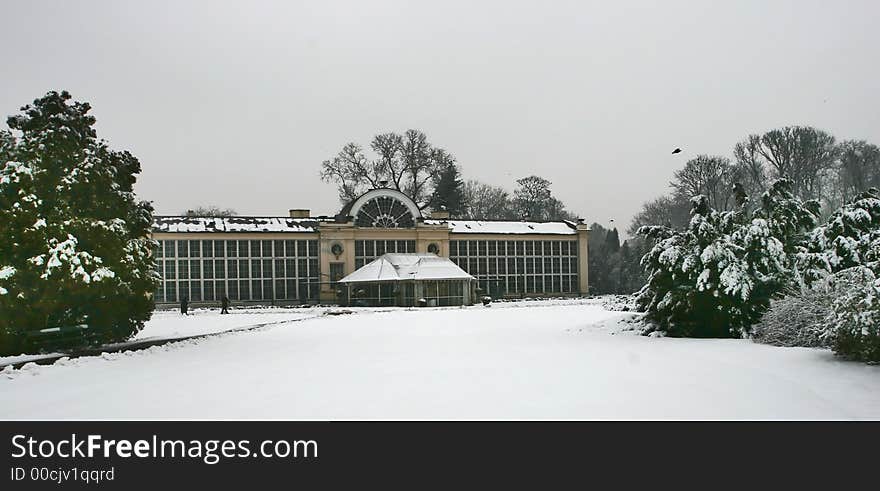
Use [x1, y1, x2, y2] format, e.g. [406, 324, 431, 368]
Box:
[627, 195, 691, 235]
[320, 129, 448, 210]
[836, 140, 880, 203]
[513, 175, 553, 219]
[462, 180, 516, 220]
[183, 206, 237, 217]
[670, 155, 738, 211]
[732, 137, 768, 201]
[735, 126, 837, 203]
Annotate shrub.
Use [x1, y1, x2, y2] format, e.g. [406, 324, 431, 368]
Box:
[752, 284, 835, 348]
[637, 180, 818, 337]
[829, 267, 880, 363]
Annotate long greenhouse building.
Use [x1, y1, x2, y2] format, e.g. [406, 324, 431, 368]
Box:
[150, 188, 590, 306]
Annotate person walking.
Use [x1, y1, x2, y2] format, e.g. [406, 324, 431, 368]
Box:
[180, 296, 188, 316]
[221, 295, 229, 314]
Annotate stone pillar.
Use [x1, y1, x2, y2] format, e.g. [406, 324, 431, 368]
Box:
[576, 224, 590, 295]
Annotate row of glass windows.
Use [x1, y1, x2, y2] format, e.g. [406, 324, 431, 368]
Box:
[469, 274, 579, 296]
[156, 239, 319, 259]
[451, 256, 578, 276]
[154, 257, 319, 303]
[354, 240, 417, 269]
[449, 240, 580, 295]
[449, 240, 577, 258]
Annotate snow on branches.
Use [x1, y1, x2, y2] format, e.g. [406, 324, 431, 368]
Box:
[636, 180, 818, 337]
[0, 91, 157, 355]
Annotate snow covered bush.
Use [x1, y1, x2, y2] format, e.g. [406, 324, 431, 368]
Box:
[797, 188, 880, 283]
[636, 180, 819, 337]
[828, 267, 880, 363]
[754, 190, 880, 356]
[0, 91, 158, 355]
[752, 280, 837, 348]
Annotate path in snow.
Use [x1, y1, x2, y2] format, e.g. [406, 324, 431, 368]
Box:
[2, 301, 879, 419]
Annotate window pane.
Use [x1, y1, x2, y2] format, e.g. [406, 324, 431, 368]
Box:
[166, 281, 177, 302]
[215, 280, 226, 299]
[238, 240, 249, 257]
[178, 260, 189, 279]
[190, 281, 202, 301]
[177, 241, 188, 257]
[164, 240, 176, 258]
[263, 279, 273, 300]
[204, 281, 215, 301]
[189, 240, 200, 258]
[250, 241, 261, 258]
[215, 240, 225, 257]
[226, 240, 237, 257]
[251, 280, 262, 300]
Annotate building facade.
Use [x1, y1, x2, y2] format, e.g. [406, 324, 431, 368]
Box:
[150, 188, 589, 305]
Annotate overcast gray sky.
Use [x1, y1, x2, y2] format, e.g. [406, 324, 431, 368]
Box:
[2, 1, 878, 234]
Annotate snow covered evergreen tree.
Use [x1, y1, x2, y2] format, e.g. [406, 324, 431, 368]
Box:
[797, 188, 880, 283]
[636, 180, 818, 337]
[0, 91, 158, 355]
[829, 267, 880, 363]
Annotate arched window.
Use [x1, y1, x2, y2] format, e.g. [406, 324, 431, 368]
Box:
[354, 195, 416, 228]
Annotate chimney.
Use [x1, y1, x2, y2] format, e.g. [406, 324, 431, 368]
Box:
[431, 210, 450, 219]
[289, 209, 310, 218]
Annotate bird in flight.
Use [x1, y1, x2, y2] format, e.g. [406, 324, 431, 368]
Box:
[672, 148, 682, 154]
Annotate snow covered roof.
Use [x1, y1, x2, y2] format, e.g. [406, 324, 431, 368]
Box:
[339, 254, 474, 284]
[153, 216, 322, 233]
[423, 219, 578, 235]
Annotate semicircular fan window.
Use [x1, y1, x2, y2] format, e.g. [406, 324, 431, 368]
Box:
[355, 196, 415, 228]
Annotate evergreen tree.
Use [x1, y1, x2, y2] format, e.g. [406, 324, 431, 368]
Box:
[603, 228, 620, 254]
[0, 91, 158, 355]
[429, 162, 465, 216]
[797, 188, 880, 284]
[636, 179, 818, 337]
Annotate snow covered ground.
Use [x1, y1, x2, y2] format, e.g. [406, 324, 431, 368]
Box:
[2, 299, 879, 420]
[132, 307, 324, 341]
